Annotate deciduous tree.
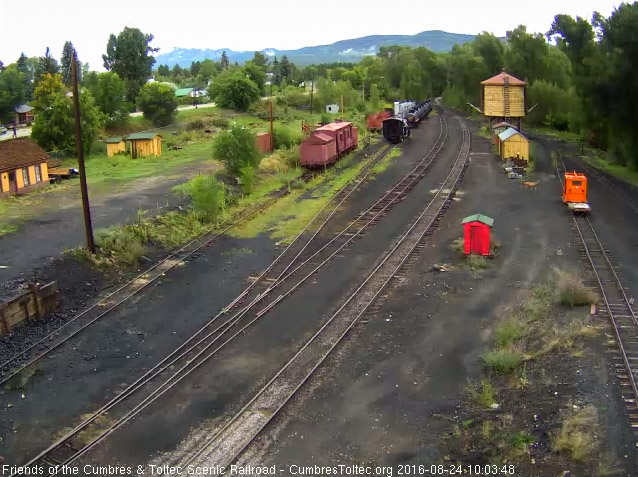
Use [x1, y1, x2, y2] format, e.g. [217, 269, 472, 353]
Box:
[136, 82, 177, 126]
[103, 27, 159, 102]
[208, 69, 260, 111]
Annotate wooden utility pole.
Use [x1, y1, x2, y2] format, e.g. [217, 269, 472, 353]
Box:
[341, 94, 344, 121]
[71, 51, 95, 254]
[310, 79, 314, 116]
[269, 99, 274, 153]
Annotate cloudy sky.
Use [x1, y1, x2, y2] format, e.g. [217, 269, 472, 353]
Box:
[0, 0, 623, 70]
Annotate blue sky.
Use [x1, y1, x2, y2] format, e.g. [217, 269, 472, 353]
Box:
[0, 0, 622, 71]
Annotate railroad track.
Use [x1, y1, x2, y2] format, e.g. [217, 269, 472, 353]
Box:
[557, 161, 638, 438]
[564, 156, 638, 216]
[176, 116, 471, 468]
[12, 114, 450, 473]
[0, 140, 390, 388]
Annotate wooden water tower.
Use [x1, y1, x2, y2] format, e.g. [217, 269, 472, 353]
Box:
[480, 70, 526, 130]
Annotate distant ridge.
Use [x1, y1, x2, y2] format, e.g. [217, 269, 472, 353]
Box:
[155, 30, 475, 67]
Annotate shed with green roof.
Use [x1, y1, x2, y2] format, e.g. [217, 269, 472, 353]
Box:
[105, 137, 126, 157]
[462, 214, 494, 256]
[125, 132, 162, 158]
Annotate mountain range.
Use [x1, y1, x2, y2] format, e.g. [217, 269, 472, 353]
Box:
[155, 30, 475, 68]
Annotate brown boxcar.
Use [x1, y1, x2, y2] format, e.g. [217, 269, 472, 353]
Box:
[366, 110, 392, 132]
[299, 132, 338, 167]
[314, 122, 357, 156]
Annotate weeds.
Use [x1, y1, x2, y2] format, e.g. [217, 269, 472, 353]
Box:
[450, 237, 465, 255]
[495, 318, 526, 347]
[554, 267, 598, 307]
[483, 346, 524, 373]
[466, 255, 490, 270]
[4, 366, 39, 390]
[553, 405, 598, 463]
[95, 227, 147, 266]
[465, 378, 497, 409]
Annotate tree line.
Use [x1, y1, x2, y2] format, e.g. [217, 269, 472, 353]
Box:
[1, 2, 636, 168]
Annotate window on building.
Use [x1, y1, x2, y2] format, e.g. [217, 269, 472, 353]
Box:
[22, 168, 30, 186]
[34, 165, 42, 183]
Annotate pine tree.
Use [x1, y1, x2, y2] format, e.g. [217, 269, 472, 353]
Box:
[17, 53, 34, 100]
[60, 41, 75, 85]
[220, 51, 229, 71]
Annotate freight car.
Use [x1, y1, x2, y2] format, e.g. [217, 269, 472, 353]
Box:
[406, 100, 432, 127]
[300, 121, 358, 167]
[382, 117, 410, 144]
[366, 110, 392, 132]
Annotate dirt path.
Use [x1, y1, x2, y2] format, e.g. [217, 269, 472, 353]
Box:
[0, 159, 219, 295]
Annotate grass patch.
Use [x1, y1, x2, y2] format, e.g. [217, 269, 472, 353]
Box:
[95, 227, 147, 266]
[554, 267, 598, 307]
[450, 237, 465, 255]
[553, 405, 598, 463]
[582, 154, 638, 187]
[483, 345, 524, 373]
[495, 318, 526, 347]
[4, 366, 39, 390]
[510, 431, 535, 449]
[0, 222, 18, 237]
[231, 147, 384, 244]
[466, 255, 490, 270]
[465, 378, 497, 409]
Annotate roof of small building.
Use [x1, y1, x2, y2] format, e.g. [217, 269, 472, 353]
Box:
[105, 137, 123, 144]
[316, 122, 353, 132]
[481, 71, 526, 86]
[14, 104, 33, 114]
[0, 138, 50, 174]
[126, 132, 161, 141]
[175, 87, 194, 97]
[462, 214, 494, 227]
[498, 127, 527, 142]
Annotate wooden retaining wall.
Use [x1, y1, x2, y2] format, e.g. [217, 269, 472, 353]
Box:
[0, 282, 61, 335]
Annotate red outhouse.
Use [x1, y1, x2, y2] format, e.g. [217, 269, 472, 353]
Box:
[462, 214, 494, 256]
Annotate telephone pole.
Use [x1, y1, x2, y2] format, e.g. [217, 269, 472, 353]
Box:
[72, 51, 95, 254]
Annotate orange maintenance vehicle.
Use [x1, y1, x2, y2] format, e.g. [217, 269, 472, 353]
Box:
[563, 171, 590, 213]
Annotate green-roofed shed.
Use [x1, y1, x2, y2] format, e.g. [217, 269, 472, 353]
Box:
[125, 132, 162, 158]
[462, 214, 494, 256]
[105, 137, 126, 157]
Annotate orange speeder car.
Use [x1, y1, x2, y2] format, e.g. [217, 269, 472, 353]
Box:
[563, 172, 590, 212]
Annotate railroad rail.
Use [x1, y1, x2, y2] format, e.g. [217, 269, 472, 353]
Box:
[0, 141, 390, 388]
[557, 161, 638, 435]
[179, 117, 471, 468]
[13, 114, 450, 473]
[564, 156, 638, 216]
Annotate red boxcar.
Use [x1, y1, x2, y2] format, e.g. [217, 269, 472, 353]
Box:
[299, 122, 358, 167]
[299, 132, 338, 167]
[366, 110, 392, 131]
[314, 122, 357, 156]
[462, 214, 494, 256]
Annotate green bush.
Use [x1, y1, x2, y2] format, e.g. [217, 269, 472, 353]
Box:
[554, 268, 598, 307]
[182, 174, 226, 222]
[273, 125, 303, 149]
[211, 117, 229, 129]
[239, 165, 256, 195]
[95, 227, 147, 265]
[185, 119, 205, 131]
[213, 123, 261, 174]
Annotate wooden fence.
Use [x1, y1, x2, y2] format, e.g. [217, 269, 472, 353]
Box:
[0, 282, 61, 335]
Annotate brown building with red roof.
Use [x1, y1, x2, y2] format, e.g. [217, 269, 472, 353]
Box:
[0, 138, 50, 198]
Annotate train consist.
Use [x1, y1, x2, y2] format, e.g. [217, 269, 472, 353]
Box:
[372, 99, 432, 144]
[299, 121, 358, 167]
